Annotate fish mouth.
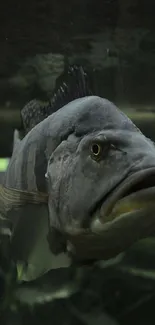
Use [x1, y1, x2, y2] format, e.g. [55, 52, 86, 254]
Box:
[90, 167, 155, 226]
[67, 167, 155, 261]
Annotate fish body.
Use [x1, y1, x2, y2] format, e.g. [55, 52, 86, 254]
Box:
[2, 66, 155, 280]
[1, 66, 93, 280]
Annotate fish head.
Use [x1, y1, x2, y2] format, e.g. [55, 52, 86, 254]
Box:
[46, 96, 155, 260]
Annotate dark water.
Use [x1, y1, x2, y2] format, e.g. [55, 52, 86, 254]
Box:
[0, 0, 155, 155]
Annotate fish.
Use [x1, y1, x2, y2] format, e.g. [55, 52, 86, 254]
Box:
[0, 66, 93, 281]
[1, 65, 155, 281]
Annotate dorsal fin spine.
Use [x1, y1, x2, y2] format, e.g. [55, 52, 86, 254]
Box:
[20, 65, 93, 135]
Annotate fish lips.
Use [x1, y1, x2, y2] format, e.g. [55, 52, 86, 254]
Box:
[67, 167, 155, 261]
[99, 166, 155, 222]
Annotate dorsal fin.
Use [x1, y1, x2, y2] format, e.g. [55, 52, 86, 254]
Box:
[20, 99, 51, 135]
[49, 65, 93, 113]
[20, 65, 93, 135]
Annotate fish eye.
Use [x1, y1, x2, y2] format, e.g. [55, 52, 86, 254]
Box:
[91, 142, 102, 157]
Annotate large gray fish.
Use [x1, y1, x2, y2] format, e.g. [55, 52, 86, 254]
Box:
[1, 65, 155, 281]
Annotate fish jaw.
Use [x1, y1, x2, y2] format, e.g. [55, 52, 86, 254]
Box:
[66, 167, 155, 261]
[99, 166, 155, 222]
